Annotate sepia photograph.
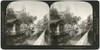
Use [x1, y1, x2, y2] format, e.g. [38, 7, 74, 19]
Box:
[5, 1, 93, 46]
[5, 1, 50, 45]
[50, 2, 93, 45]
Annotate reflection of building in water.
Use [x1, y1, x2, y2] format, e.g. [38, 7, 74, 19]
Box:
[6, 17, 22, 45]
[50, 16, 65, 45]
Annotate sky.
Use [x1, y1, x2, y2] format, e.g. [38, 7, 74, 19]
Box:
[51, 2, 93, 24]
[7, 1, 49, 24]
[7, 1, 92, 24]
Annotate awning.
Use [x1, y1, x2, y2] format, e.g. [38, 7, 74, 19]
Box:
[7, 19, 17, 23]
